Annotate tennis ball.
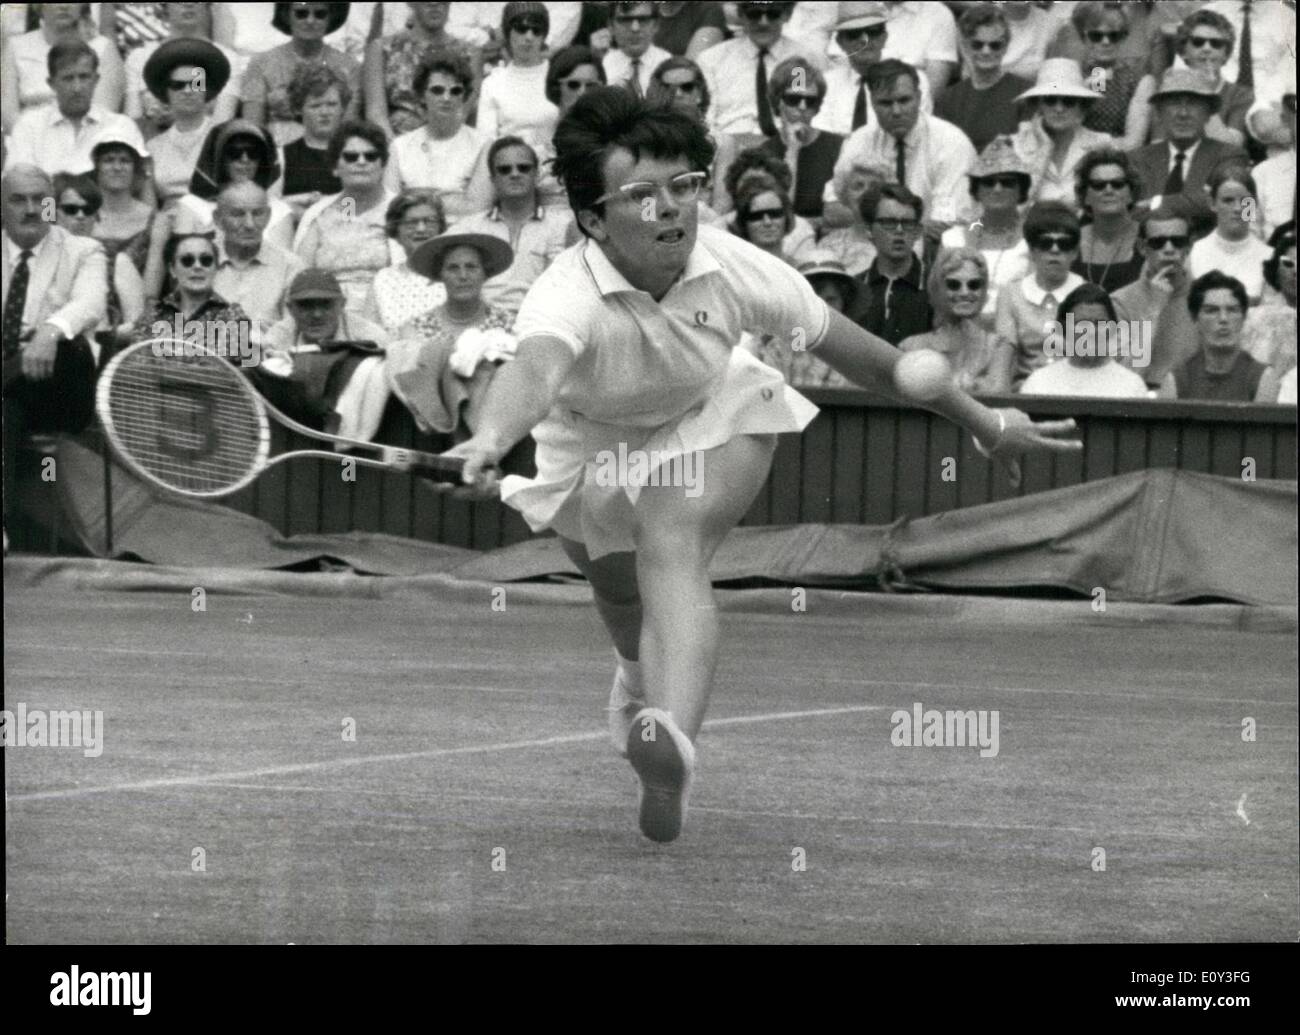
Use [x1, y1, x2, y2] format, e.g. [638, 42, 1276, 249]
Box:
[893, 349, 953, 402]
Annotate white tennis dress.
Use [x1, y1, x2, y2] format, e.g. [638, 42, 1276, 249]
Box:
[502, 224, 830, 559]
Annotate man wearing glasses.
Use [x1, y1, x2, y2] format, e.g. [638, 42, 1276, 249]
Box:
[697, 1, 823, 143]
[442, 89, 1079, 843]
[846, 183, 933, 343]
[814, 1, 933, 139]
[603, 2, 671, 99]
[447, 137, 570, 315]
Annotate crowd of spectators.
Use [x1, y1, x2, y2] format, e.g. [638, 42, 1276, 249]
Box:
[3, 1, 1297, 532]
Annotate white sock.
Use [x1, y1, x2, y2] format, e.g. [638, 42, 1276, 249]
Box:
[615, 651, 644, 695]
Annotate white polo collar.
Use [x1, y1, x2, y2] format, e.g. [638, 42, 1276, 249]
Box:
[582, 231, 723, 298]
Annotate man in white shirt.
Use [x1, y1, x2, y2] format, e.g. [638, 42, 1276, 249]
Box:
[1252, 93, 1296, 237]
[603, 2, 671, 98]
[814, 1, 932, 137]
[697, 1, 822, 140]
[6, 41, 147, 177]
[825, 60, 975, 233]
[212, 182, 306, 330]
[880, 0, 958, 99]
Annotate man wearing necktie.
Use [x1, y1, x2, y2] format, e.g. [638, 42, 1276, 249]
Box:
[604, 2, 670, 102]
[2, 165, 106, 521]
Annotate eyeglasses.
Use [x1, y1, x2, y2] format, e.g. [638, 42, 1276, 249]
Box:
[177, 252, 216, 268]
[399, 216, 442, 229]
[944, 277, 985, 292]
[873, 218, 919, 232]
[562, 78, 602, 93]
[1145, 234, 1190, 250]
[594, 170, 708, 207]
[978, 174, 1023, 190]
[662, 79, 699, 95]
[426, 84, 465, 97]
[1088, 176, 1129, 191]
[1031, 233, 1079, 252]
[494, 162, 535, 175]
[741, 6, 786, 24]
[781, 92, 821, 110]
[168, 77, 200, 91]
[1085, 29, 1127, 44]
[968, 38, 1007, 53]
[1040, 96, 1083, 109]
[341, 148, 382, 163]
[838, 24, 886, 43]
[58, 202, 97, 217]
[1187, 34, 1230, 51]
[226, 145, 260, 160]
[745, 207, 785, 222]
[292, 7, 332, 20]
[613, 13, 657, 26]
[510, 19, 547, 36]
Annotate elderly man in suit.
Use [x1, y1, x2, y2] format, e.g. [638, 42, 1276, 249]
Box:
[3, 164, 107, 520]
[1129, 69, 1249, 204]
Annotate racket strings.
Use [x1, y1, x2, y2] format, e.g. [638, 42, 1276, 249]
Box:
[105, 350, 267, 494]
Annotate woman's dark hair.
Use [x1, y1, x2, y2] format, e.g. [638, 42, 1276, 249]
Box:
[1055, 282, 1118, 325]
[1176, 9, 1236, 59]
[1188, 269, 1249, 317]
[501, 0, 549, 55]
[733, 177, 794, 239]
[724, 147, 792, 205]
[327, 119, 389, 168]
[546, 46, 605, 106]
[1023, 200, 1082, 242]
[552, 87, 716, 237]
[1205, 163, 1258, 203]
[860, 181, 924, 224]
[1262, 221, 1296, 292]
[414, 48, 475, 97]
[487, 135, 539, 172]
[288, 63, 351, 116]
[385, 189, 445, 240]
[1075, 146, 1142, 212]
[1072, 0, 1128, 37]
[54, 172, 102, 213]
[163, 231, 218, 269]
[648, 56, 711, 117]
[958, 3, 1011, 43]
[767, 56, 826, 112]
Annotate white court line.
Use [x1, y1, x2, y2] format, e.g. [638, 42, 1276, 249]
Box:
[6, 704, 884, 803]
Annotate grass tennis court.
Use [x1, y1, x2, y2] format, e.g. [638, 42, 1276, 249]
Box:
[5, 564, 1297, 943]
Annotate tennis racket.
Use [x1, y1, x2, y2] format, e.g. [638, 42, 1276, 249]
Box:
[96, 338, 466, 499]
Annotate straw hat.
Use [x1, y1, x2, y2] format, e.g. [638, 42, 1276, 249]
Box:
[797, 252, 858, 299]
[1015, 58, 1100, 103]
[835, 1, 888, 31]
[90, 128, 150, 164]
[1149, 68, 1223, 109]
[410, 233, 514, 282]
[969, 135, 1030, 180]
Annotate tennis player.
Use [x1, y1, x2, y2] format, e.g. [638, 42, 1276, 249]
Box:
[444, 89, 1080, 843]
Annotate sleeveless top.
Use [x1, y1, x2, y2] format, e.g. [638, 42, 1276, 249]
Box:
[281, 138, 342, 197]
[1173, 350, 1266, 402]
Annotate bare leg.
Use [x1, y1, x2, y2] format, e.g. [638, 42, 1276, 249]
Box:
[558, 538, 641, 661]
[633, 434, 776, 740]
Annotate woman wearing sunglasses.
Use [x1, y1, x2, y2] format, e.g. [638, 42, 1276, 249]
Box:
[241, 2, 361, 148]
[730, 176, 797, 266]
[364, 0, 481, 140]
[899, 247, 1009, 394]
[476, 3, 559, 159]
[1070, 1, 1155, 150]
[1011, 58, 1113, 205]
[385, 50, 493, 219]
[54, 173, 144, 347]
[1071, 146, 1143, 293]
[293, 120, 401, 313]
[130, 232, 252, 349]
[755, 56, 842, 231]
[546, 45, 606, 116]
[1169, 10, 1251, 148]
[1247, 223, 1298, 401]
[362, 189, 448, 335]
[995, 201, 1086, 388]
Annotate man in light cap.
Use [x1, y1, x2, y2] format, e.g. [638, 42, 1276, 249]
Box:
[814, 2, 933, 138]
[1129, 68, 1248, 205]
[256, 268, 390, 441]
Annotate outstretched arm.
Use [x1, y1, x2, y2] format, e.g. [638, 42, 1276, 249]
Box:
[812, 309, 1081, 485]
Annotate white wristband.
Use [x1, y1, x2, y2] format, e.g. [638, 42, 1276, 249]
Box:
[973, 410, 1006, 459]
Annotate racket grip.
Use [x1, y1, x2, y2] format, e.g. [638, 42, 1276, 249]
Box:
[381, 447, 466, 484]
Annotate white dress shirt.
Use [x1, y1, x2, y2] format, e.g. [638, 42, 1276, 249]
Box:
[1252, 150, 1296, 238]
[383, 123, 493, 219]
[603, 44, 672, 97]
[881, 1, 959, 68]
[697, 34, 819, 137]
[5, 104, 147, 177]
[828, 114, 977, 223]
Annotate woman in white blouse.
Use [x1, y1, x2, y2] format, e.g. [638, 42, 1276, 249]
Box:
[363, 189, 449, 334]
[1, 2, 125, 132]
[475, 2, 559, 155]
[383, 49, 492, 221]
[1189, 166, 1273, 305]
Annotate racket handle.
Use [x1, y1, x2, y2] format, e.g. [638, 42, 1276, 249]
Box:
[378, 447, 466, 484]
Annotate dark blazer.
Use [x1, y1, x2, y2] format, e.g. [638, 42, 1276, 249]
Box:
[1129, 138, 1249, 204]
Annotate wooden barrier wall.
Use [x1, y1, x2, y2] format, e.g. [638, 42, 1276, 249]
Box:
[216, 393, 1296, 550]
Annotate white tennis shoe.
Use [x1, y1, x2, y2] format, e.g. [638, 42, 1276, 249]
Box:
[607, 664, 646, 757]
[626, 707, 695, 843]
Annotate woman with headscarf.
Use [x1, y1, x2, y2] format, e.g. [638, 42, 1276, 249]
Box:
[174, 119, 295, 246]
